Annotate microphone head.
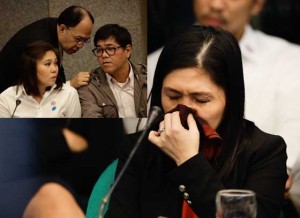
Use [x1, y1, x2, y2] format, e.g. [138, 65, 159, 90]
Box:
[146, 106, 163, 129]
[11, 99, 22, 118]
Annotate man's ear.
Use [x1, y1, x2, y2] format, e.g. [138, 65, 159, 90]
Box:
[58, 24, 67, 33]
[125, 44, 132, 59]
[250, 0, 265, 16]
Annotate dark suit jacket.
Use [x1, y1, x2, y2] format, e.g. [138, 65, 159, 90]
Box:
[106, 120, 288, 218]
[0, 18, 65, 93]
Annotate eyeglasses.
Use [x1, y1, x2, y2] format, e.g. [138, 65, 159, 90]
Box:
[67, 28, 90, 45]
[92, 46, 122, 57]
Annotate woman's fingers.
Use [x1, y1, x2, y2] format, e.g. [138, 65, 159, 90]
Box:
[148, 112, 200, 165]
[158, 121, 165, 133]
[148, 130, 161, 147]
[163, 113, 172, 133]
[170, 111, 181, 131]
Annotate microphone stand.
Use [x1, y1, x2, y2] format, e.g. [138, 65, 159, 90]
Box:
[98, 106, 162, 218]
[98, 128, 149, 218]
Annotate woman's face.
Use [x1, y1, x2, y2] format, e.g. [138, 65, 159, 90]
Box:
[36, 50, 58, 90]
[161, 67, 226, 129]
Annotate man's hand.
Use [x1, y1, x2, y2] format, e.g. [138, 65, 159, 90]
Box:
[70, 72, 91, 88]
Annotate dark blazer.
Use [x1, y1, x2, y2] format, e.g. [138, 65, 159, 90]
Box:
[106, 120, 288, 218]
[0, 18, 65, 93]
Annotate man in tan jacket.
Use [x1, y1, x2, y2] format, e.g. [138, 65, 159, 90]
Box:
[78, 24, 147, 118]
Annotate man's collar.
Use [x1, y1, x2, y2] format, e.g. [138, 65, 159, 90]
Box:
[106, 61, 133, 85]
[239, 25, 260, 63]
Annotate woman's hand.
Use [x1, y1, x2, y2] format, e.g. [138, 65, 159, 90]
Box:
[148, 111, 200, 166]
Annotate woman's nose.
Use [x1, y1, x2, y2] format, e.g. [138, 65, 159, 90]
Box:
[180, 97, 194, 108]
[51, 65, 58, 73]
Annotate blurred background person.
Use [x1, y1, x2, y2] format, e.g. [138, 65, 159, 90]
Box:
[148, 0, 300, 54]
[0, 5, 93, 92]
[78, 24, 147, 118]
[0, 41, 81, 118]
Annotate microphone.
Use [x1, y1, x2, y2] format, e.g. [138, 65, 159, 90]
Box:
[145, 106, 163, 129]
[11, 99, 21, 118]
[98, 106, 163, 218]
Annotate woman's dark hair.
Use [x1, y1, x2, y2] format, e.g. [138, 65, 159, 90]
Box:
[93, 24, 132, 48]
[57, 5, 94, 27]
[150, 25, 245, 178]
[18, 40, 63, 96]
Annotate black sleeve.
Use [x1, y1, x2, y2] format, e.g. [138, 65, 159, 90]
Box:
[0, 37, 23, 92]
[244, 135, 288, 218]
[167, 154, 225, 217]
[167, 134, 287, 218]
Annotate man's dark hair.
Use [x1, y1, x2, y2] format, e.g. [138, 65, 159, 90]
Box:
[18, 40, 63, 96]
[57, 5, 94, 27]
[93, 24, 132, 48]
